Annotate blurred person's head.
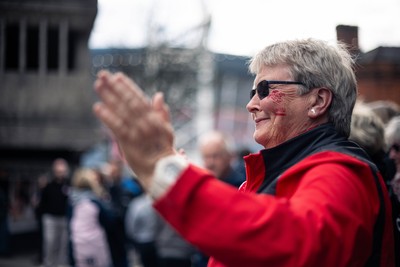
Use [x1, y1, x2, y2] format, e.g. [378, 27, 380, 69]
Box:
[366, 100, 400, 125]
[101, 159, 123, 184]
[385, 116, 400, 167]
[349, 101, 385, 156]
[199, 131, 235, 180]
[72, 168, 105, 197]
[52, 158, 69, 182]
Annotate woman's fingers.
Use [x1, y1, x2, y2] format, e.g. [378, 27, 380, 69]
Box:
[92, 70, 176, 181]
[92, 102, 128, 140]
[152, 92, 171, 123]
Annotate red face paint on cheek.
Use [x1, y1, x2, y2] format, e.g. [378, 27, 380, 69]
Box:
[274, 107, 286, 116]
[268, 90, 286, 116]
[268, 90, 286, 104]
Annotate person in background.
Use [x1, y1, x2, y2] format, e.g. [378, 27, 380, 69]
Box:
[155, 212, 197, 267]
[349, 100, 395, 182]
[32, 174, 49, 265]
[126, 192, 197, 267]
[93, 39, 395, 267]
[198, 131, 246, 188]
[384, 115, 400, 266]
[366, 100, 400, 126]
[102, 159, 141, 218]
[385, 116, 400, 199]
[100, 159, 130, 267]
[232, 147, 252, 180]
[125, 193, 159, 267]
[68, 168, 113, 267]
[0, 186, 10, 257]
[38, 158, 70, 267]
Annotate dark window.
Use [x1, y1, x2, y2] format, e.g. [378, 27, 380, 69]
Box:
[68, 30, 77, 70]
[47, 26, 59, 70]
[26, 25, 39, 70]
[5, 23, 19, 70]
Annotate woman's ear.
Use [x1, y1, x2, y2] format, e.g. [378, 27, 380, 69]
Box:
[308, 88, 332, 118]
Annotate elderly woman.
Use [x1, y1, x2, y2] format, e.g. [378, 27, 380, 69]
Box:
[93, 39, 394, 267]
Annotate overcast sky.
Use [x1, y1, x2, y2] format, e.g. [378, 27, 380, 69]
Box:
[89, 0, 400, 56]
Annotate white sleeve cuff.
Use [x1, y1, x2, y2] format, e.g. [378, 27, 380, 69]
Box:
[149, 154, 189, 200]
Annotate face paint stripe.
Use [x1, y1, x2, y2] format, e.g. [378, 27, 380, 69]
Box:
[268, 90, 285, 103]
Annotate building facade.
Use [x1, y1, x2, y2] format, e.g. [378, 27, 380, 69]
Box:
[336, 25, 400, 106]
[0, 0, 98, 233]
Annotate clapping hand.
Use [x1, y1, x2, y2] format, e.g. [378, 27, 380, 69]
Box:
[93, 70, 176, 190]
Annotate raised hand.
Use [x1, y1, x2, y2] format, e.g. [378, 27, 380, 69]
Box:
[93, 70, 176, 190]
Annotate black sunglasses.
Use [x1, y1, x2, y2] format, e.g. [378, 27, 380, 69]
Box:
[391, 143, 400, 152]
[250, 80, 305, 100]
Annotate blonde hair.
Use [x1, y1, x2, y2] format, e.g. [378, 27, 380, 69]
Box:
[72, 168, 106, 198]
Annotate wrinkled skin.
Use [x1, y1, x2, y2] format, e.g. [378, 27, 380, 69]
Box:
[247, 65, 331, 149]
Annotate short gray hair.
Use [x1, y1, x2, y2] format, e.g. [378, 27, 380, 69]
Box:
[350, 101, 385, 155]
[385, 115, 400, 150]
[249, 38, 357, 137]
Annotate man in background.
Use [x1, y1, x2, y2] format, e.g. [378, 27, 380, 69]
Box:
[38, 158, 70, 267]
[199, 131, 246, 188]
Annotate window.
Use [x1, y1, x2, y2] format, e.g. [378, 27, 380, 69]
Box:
[2, 20, 78, 73]
[26, 25, 39, 70]
[5, 23, 19, 70]
[47, 26, 59, 71]
[68, 30, 77, 71]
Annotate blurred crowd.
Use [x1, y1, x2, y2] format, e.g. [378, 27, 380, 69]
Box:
[0, 129, 248, 267]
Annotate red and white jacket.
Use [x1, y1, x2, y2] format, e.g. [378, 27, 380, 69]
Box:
[154, 124, 395, 267]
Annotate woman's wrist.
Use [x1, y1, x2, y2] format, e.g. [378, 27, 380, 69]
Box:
[148, 154, 189, 200]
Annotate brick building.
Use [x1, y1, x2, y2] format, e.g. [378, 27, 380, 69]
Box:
[336, 25, 400, 106]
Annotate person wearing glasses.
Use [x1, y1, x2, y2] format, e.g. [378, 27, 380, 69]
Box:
[92, 39, 395, 267]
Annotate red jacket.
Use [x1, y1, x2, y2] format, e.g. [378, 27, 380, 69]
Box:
[154, 124, 395, 267]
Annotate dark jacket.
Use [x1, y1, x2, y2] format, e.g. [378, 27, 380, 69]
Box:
[38, 180, 69, 216]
